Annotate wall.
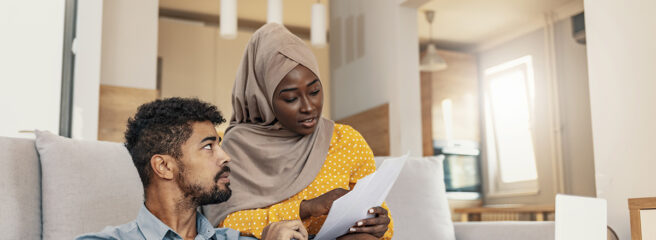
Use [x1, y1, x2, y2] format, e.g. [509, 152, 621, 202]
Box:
[584, 0, 656, 238]
[157, 18, 332, 133]
[0, 0, 66, 138]
[72, 0, 103, 140]
[553, 18, 596, 197]
[330, 0, 424, 156]
[101, 0, 159, 90]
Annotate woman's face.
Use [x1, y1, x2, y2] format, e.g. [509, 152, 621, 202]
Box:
[272, 65, 323, 136]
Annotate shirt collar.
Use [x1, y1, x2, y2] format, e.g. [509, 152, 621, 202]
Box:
[196, 209, 218, 240]
[136, 204, 218, 240]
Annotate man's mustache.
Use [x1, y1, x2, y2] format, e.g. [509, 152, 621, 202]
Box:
[214, 166, 231, 182]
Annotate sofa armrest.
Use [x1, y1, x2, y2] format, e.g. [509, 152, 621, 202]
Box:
[454, 221, 554, 240]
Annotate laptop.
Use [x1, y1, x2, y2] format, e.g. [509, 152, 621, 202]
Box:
[555, 194, 607, 240]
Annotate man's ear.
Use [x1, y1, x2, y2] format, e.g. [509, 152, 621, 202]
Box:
[150, 154, 176, 180]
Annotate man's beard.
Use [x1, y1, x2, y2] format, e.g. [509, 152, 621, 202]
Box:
[176, 165, 232, 207]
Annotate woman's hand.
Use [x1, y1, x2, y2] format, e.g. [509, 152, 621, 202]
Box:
[347, 206, 390, 238]
[261, 220, 308, 240]
[299, 188, 349, 219]
[337, 233, 379, 240]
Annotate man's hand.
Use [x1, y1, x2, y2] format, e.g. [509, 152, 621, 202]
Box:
[299, 188, 349, 219]
[337, 233, 379, 240]
[346, 207, 390, 238]
[261, 220, 308, 240]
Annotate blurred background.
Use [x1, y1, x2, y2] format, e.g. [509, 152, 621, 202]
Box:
[1, 0, 655, 239]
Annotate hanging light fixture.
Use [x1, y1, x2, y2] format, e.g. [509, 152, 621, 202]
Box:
[268, 0, 283, 24]
[420, 10, 447, 72]
[311, 0, 327, 47]
[220, 0, 237, 39]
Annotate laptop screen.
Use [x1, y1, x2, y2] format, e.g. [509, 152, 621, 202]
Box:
[555, 194, 607, 240]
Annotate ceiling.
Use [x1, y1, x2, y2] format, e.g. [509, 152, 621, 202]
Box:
[159, 0, 330, 29]
[160, 0, 582, 52]
[417, 0, 583, 51]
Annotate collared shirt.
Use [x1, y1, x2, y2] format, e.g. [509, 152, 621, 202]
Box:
[76, 205, 256, 240]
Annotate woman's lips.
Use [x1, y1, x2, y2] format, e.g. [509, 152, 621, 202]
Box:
[299, 117, 317, 128]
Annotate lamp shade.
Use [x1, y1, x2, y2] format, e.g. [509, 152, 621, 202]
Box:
[420, 44, 447, 72]
[220, 0, 237, 39]
[267, 0, 283, 24]
[311, 3, 326, 47]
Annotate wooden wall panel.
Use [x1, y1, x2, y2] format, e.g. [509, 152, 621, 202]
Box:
[430, 49, 480, 142]
[421, 72, 434, 156]
[336, 104, 390, 156]
[98, 85, 159, 142]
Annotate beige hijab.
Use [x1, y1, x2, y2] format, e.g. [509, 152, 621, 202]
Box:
[202, 23, 335, 225]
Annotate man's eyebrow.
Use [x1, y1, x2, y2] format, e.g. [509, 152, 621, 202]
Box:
[200, 136, 217, 144]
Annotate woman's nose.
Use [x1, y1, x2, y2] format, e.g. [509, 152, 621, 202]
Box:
[299, 96, 315, 113]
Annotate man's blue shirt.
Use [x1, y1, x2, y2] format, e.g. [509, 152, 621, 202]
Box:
[76, 205, 256, 240]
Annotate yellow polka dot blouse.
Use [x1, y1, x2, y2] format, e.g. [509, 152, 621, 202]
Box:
[220, 124, 394, 239]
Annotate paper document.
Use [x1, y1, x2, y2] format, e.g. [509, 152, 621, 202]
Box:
[314, 154, 408, 240]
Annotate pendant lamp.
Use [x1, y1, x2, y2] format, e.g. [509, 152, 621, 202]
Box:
[268, 0, 283, 24]
[311, 1, 327, 47]
[420, 10, 447, 72]
[220, 0, 237, 39]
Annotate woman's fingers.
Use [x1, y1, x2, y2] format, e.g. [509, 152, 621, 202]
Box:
[354, 214, 390, 227]
[347, 206, 390, 238]
[348, 224, 388, 237]
[367, 206, 387, 216]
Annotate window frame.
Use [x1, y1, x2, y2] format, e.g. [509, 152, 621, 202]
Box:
[482, 55, 540, 197]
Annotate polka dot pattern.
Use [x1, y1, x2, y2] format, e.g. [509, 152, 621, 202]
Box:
[220, 124, 394, 239]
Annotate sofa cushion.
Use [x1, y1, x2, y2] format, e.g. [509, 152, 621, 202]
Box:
[453, 221, 555, 240]
[35, 130, 143, 240]
[0, 137, 41, 240]
[375, 156, 456, 240]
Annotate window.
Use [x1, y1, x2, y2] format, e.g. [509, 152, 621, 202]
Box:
[483, 55, 539, 194]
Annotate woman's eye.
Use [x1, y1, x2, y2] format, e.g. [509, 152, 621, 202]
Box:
[203, 144, 212, 150]
[310, 89, 320, 96]
[284, 97, 297, 103]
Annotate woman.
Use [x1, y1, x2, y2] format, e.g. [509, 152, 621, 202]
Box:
[202, 23, 393, 240]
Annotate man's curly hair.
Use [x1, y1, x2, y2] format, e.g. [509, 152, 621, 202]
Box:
[124, 97, 225, 188]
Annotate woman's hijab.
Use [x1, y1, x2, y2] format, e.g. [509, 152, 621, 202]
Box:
[202, 23, 335, 225]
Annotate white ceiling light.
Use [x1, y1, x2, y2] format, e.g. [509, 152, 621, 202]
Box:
[267, 0, 283, 24]
[420, 10, 447, 72]
[311, 1, 326, 47]
[220, 0, 237, 39]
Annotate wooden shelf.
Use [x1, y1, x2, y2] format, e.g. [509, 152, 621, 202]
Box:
[454, 205, 555, 222]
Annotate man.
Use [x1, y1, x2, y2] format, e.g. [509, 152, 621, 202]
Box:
[77, 98, 308, 240]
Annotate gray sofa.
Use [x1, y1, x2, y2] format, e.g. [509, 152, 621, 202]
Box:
[0, 134, 554, 239]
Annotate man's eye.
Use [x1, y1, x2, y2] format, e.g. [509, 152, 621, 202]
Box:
[203, 144, 212, 150]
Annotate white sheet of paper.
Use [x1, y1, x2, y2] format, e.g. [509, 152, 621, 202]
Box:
[314, 154, 408, 240]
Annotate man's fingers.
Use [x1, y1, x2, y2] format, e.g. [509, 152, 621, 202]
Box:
[296, 222, 309, 239]
[279, 220, 308, 240]
[289, 230, 307, 240]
